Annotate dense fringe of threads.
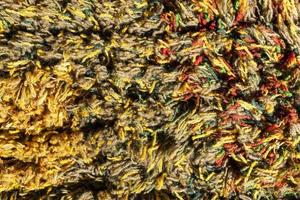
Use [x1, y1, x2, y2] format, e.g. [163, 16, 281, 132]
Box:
[0, 0, 300, 199]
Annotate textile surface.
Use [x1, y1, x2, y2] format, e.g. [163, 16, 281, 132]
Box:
[0, 0, 300, 199]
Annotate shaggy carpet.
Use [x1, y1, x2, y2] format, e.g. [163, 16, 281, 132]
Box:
[0, 0, 300, 199]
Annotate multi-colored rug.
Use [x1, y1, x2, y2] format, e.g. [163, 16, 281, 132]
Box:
[0, 0, 299, 199]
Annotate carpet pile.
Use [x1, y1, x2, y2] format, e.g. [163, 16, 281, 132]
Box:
[0, 0, 300, 199]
